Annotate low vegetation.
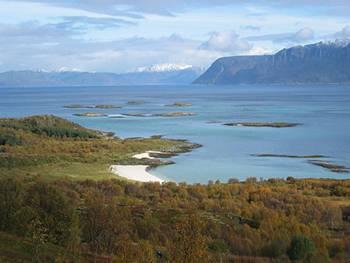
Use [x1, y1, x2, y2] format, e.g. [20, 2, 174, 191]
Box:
[0, 115, 197, 179]
[0, 176, 349, 262]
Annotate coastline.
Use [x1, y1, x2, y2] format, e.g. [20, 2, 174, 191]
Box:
[109, 151, 169, 183]
[110, 164, 164, 183]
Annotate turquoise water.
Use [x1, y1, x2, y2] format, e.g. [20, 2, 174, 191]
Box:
[1, 84, 349, 183]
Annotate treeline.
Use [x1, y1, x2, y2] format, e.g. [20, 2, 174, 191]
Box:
[0, 176, 349, 262]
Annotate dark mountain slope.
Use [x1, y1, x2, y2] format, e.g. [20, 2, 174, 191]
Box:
[195, 41, 350, 84]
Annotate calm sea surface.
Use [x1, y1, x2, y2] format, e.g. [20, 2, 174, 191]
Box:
[1, 84, 349, 183]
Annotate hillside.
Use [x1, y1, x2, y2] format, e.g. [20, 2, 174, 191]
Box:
[194, 40, 350, 84]
[0, 175, 349, 262]
[0, 115, 197, 180]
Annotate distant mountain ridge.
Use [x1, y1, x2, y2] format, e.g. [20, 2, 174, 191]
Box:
[194, 40, 350, 84]
[0, 66, 203, 87]
[136, 63, 194, 73]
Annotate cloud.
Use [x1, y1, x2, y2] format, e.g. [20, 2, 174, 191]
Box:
[293, 28, 315, 42]
[200, 31, 252, 53]
[9, 0, 350, 17]
[333, 25, 350, 39]
[240, 25, 261, 31]
[7, 0, 233, 16]
[58, 16, 137, 31]
[0, 16, 136, 40]
[0, 23, 257, 73]
[246, 27, 314, 43]
[1, 0, 349, 73]
[0, 26, 215, 73]
[0, 21, 76, 41]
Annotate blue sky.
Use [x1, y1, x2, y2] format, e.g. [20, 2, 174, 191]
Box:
[0, 0, 349, 73]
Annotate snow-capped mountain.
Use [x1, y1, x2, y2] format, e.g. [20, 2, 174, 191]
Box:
[0, 65, 203, 87]
[136, 64, 193, 73]
[322, 39, 350, 48]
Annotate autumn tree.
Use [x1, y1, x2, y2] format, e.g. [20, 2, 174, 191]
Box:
[23, 181, 76, 246]
[170, 213, 209, 263]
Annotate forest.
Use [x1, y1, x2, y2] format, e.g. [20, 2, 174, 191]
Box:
[0, 116, 349, 262]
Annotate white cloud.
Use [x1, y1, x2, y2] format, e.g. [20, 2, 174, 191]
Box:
[294, 27, 314, 42]
[200, 31, 252, 53]
[246, 27, 314, 43]
[246, 46, 274, 55]
[0, 28, 223, 72]
[1, 0, 350, 72]
[335, 25, 350, 38]
[8, 0, 350, 17]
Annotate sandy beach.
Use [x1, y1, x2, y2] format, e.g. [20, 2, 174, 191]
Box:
[110, 151, 167, 183]
[109, 165, 164, 183]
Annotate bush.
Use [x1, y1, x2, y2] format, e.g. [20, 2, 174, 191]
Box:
[208, 239, 230, 253]
[287, 235, 315, 261]
[0, 132, 22, 146]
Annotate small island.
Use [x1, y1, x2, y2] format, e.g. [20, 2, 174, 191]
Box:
[64, 104, 91, 108]
[73, 112, 108, 117]
[224, 122, 301, 128]
[252, 154, 327, 159]
[64, 104, 122, 109]
[154, 112, 196, 117]
[95, 104, 122, 109]
[122, 113, 152, 117]
[127, 100, 145, 105]
[166, 102, 193, 107]
[121, 112, 196, 118]
[308, 160, 349, 173]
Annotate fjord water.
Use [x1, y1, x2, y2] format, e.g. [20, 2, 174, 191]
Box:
[1, 84, 349, 183]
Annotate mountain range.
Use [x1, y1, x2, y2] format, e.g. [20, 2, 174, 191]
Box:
[194, 40, 350, 85]
[0, 64, 203, 87]
[2, 40, 350, 87]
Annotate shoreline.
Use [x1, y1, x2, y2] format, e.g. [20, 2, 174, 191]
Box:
[109, 151, 169, 183]
[108, 140, 201, 183]
[109, 165, 164, 183]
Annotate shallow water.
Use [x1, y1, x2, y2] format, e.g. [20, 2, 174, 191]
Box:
[1, 84, 349, 183]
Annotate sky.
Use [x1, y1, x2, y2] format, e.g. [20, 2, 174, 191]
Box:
[0, 0, 349, 73]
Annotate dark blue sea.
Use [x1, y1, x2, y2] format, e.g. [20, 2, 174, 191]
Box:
[1, 84, 349, 183]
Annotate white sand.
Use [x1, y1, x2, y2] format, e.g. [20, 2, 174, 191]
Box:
[132, 151, 164, 160]
[110, 151, 167, 183]
[110, 165, 164, 183]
